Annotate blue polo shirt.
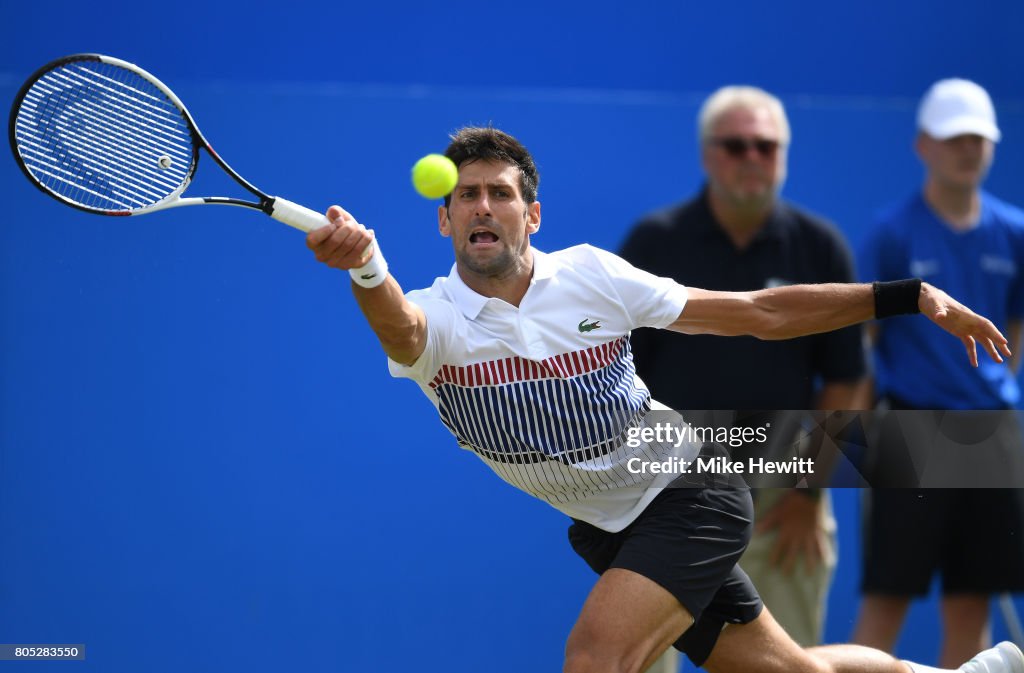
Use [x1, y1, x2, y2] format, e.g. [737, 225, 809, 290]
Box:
[858, 191, 1024, 409]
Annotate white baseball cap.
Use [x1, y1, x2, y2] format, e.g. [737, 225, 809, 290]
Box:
[917, 78, 1001, 142]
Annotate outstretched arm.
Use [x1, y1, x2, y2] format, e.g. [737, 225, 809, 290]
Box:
[669, 282, 1010, 367]
[306, 205, 427, 366]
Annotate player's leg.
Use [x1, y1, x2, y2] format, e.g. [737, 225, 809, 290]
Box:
[739, 488, 838, 646]
[563, 567, 693, 673]
[704, 607, 894, 673]
[705, 608, 1024, 673]
[564, 456, 758, 673]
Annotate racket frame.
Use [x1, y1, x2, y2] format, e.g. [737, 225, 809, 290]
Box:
[9, 53, 329, 232]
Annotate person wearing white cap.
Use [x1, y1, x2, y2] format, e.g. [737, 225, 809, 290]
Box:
[853, 79, 1024, 667]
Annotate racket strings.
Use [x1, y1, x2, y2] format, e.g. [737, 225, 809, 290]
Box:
[13, 60, 195, 212]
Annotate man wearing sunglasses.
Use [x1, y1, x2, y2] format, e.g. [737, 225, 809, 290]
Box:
[620, 86, 866, 670]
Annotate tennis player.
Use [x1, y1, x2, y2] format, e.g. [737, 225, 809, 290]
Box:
[306, 127, 1021, 673]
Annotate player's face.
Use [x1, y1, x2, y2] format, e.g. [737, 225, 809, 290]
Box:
[439, 159, 541, 279]
[702, 105, 787, 211]
[917, 133, 993, 192]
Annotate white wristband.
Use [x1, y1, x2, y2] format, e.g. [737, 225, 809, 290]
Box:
[349, 239, 388, 288]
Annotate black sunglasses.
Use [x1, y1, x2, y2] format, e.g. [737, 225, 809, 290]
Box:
[711, 137, 781, 159]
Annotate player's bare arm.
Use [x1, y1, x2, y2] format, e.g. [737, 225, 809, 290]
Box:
[306, 205, 427, 366]
[670, 284, 873, 339]
[670, 282, 1010, 367]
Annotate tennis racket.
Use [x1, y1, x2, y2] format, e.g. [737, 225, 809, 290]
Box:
[8, 53, 330, 233]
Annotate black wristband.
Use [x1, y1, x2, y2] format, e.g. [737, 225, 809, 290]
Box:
[873, 278, 922, 319]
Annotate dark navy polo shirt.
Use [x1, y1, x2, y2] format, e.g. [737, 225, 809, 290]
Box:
[619, 189, 866, 410]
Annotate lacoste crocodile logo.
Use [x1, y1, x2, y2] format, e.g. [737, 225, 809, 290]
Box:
[578, 318, 602, 333]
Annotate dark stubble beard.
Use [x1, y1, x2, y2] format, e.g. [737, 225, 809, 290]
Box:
[456, 214, 529, 279]
[457, 244, 521, 278]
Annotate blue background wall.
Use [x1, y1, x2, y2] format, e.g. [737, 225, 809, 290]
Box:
[3, 1, 1024, 671]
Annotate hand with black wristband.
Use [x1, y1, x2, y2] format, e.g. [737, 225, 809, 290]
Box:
[873, 277, 1011, 366]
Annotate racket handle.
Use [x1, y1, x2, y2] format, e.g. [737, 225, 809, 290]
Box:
[268, 197, 331, 232]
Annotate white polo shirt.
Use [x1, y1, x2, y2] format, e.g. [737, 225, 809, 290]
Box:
[388, 244, 700, 531]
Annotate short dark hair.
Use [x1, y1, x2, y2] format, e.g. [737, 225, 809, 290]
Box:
[443, 127, 540, 207]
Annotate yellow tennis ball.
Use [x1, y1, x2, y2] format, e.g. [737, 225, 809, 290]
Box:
[412, 154, 458, 199]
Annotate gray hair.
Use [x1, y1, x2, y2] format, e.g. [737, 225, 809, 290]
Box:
[697, 86, 791, 146]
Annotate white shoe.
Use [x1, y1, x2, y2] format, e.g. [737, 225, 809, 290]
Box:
[961, 642, 1024, 673]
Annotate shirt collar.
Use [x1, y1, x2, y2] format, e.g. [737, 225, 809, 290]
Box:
[532, 248, 556, 280]
[443, 248, 553, 320]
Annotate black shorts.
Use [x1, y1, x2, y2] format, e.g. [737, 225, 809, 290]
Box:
[862, 488, 1024, 595]
[567, 470, 763, 667]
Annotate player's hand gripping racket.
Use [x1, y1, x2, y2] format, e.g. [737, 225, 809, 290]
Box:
[9, 53, 330, 232]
